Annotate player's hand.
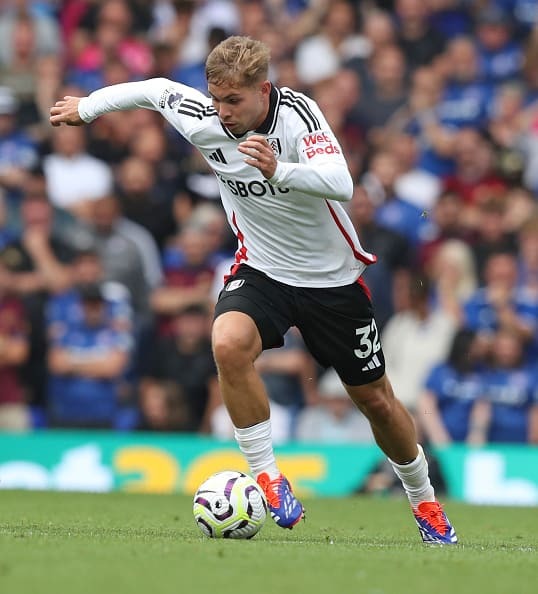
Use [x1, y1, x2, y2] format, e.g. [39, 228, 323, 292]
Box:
[49, 96, 85, 127]
[237, 135, 277, 179]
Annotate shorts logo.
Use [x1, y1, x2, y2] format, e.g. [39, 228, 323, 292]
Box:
[361, 354, 382, 372]
[267, 137, 282, 157]
[226, 279, 245, 291]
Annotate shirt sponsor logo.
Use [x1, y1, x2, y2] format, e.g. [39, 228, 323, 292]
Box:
[302, 132, 341, 159]
[214, 172, 289, 197]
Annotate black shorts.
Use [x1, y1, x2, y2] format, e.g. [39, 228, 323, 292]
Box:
[214, 265, 385, 386]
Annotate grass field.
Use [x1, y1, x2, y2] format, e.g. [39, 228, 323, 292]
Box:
[1, 490, 537, 594]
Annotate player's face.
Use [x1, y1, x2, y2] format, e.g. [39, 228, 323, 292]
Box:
[208, 80, 271, 136]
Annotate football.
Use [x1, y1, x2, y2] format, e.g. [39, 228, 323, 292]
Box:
[193, 470, 267, 539]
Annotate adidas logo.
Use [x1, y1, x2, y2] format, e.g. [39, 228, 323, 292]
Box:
[361, 354, 382, 372]
[208, 148, 227, 164]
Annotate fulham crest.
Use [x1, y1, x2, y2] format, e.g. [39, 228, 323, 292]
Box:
[267, 137, 282, 158]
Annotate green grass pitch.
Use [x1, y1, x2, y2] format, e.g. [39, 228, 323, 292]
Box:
[1, 490, 537, 594]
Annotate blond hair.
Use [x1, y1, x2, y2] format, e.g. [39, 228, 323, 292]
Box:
[434, 239, 477, 301]
[205, 36, 270, 88]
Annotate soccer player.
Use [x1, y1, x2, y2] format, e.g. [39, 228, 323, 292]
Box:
[50, 36, 457, 544]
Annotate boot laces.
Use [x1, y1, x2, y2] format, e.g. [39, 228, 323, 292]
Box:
[417, 502, 448, 534]
[257, 473, 283, 508]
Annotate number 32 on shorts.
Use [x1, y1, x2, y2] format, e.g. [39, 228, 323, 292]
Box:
[354, 320, 381, 359]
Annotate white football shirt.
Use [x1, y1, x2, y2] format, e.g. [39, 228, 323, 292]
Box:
[78, 78, 376, 287]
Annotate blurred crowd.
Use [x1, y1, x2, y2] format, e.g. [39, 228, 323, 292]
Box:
[1, 0, 538, 461]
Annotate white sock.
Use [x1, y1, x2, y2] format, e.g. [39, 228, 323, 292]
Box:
[234, 419, 280, 480]
[389, 444, 435, 508]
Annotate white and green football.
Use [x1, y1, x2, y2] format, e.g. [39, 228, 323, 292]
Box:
[193, 470, 267, 539]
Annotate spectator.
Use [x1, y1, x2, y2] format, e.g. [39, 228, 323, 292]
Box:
[115, 155, 176, 249]
[0, 191, 75, 407]
[152, 0, 239, 69]
[416, 190, 469, 269]
[46, 247, 133, 344]
[417, 328, 486, 445]
[0, 1, 60, 68]
[474, 5, 524, 87]
[309, 68, 365, 178]
[151, 224, 217, 336]
[443, 128, 508, 223]
[467, 329, 538, 445]
[138, 379, 192, 432]
[470, 198, 519, 282]
[362, 148, 431, 247]
[488, 82, 527, 150]
[347, 183, 412, 328]
[345, 9, 397, 88]
[502, 186, 537, 237]
[394, 0, 447, 72]
[411, 36, 489, 177]
[68, 0, 152, 90]
[47, 281, 132, 429]
[127, 121, 185, 203]
[387, 132, 441, 211]
[295, 0, 368, 88]
[355, 44, 408, 144]
[0, 85, 39, 205]
[383, 64, 442, 137]
[382, 273, 458, 414]
[84, 106, 157, 166]
[427, 238, 478, 324]
[43, 123, 113, 220]
[0, 286, 30, 430]
[463, 250, 538, 361]
[295, 367, 375, 443]
[0, 10, 61, 131]
[140, 303, 218, 433]
[89, 193, 162, 319]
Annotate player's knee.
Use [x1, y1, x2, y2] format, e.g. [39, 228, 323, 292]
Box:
[212, 324, 259, 376]
[349, 378, 395, 422]
[213, 313, 261, 363]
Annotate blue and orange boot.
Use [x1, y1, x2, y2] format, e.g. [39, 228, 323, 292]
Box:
[257, 472, 305, 529]
[413, 501, 458, 545]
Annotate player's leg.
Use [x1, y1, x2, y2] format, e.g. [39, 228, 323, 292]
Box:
[212, 310, 269, 427]
[344, 374, 419, 463]
[212, 267, 304, 528]
[345, 376, 457, 544]
[297, 280, 457, 544]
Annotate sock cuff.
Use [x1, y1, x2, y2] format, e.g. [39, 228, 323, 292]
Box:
[389, 444, 424, 472]
[234, 419, 272, 442]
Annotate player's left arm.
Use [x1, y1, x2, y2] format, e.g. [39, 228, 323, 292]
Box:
[238, 100, 353, 202]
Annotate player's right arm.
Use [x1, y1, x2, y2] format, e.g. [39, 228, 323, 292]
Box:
[49, 78, 204, 139]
